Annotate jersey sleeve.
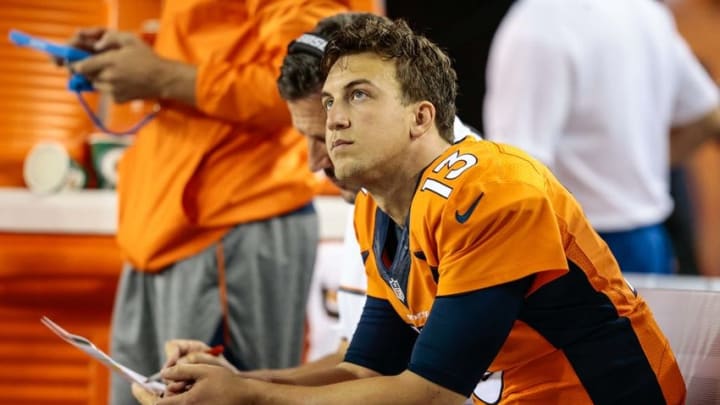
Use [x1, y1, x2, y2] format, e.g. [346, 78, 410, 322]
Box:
[435, 179, 568, 297]
[408, 277, 531, 396]
[193, 0, 348, 126]
[343, 296, 418, 375]
[483, 9, 572, 166]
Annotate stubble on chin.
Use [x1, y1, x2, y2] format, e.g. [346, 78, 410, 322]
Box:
[334, 161, 363, 192]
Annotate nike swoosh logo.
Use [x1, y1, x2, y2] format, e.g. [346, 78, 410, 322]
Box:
[473, 371, 503, 404]
[455, 192, 485, 224]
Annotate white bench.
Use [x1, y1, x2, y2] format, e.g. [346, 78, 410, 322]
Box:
[628, 274, 720, 404]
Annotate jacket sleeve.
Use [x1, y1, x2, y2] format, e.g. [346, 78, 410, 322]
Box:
[194, 0, 349, 127]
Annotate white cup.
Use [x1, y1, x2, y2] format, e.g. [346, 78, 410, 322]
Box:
[23, 141, 87, 194]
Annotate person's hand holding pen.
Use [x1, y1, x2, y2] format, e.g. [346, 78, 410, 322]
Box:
[145, 340, 237, 398]
[159, 341, 237, 375]
[166, 342, 231, 369]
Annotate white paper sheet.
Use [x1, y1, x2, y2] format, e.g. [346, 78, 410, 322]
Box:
[41, 316, 166, 394]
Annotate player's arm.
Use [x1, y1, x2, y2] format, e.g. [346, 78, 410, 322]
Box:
[406, 278, 531, 397]
[151, 283, 529, 405]
[74, 2, 348, 123]
[191, 1, 347, 127]
[335, 278, 533, 403]
[151, 297, 416, 403]
[670, 106, 720, 164]
[161, 337, 350, 386]
[267, 294, 417, 387]
[272, 340, 348, 379]
[138, 281, 533, 405]
[147, 362, 462, 405]
[666, 34, 720, 164]
[240, 340, 349, 385]
[71, 30, 196, 105]
[661, 11, 720, 164]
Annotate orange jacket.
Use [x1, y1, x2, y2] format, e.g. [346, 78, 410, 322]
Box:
[117, 0, 349, 271]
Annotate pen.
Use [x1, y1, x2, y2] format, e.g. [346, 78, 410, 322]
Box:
[146, 344, 224, 382]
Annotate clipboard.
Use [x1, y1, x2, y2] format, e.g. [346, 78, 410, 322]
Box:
[41, 316, 166, 394]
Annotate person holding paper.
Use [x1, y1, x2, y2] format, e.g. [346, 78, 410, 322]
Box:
[133, 14, 685, 405]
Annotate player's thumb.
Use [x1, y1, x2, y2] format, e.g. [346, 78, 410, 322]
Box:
[161, 364, 203, 382]
[94, 30, 140, 51]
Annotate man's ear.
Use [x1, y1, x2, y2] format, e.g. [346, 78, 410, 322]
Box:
[409, 101, 436, 139]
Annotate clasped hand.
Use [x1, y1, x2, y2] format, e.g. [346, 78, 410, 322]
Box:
[131, 339, 269, 405]
[132, 363, 257, 405]
[67, 28, 172, 103]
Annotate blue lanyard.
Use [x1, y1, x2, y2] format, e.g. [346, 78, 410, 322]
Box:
[75, 91, 159, 136]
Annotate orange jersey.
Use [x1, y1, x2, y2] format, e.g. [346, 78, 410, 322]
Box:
[117, 0, 349, 270]
[353, 138, 685, 403]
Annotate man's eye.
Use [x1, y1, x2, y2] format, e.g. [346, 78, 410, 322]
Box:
[351, 90, 367, 101]
[323, 98, 334, 110]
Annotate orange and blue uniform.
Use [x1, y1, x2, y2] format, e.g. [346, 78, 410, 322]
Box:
[346, 138, 685, 404]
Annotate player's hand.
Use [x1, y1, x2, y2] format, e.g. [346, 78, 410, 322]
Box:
[163, 339, 210, 369]
[52, 27, 106, 66]
[163, 340, 239, 373]
[176, 352, 239, 373]
[72, 31, 177, 103]
[131, 383, 161, 405]
[70, 27, 108, 50]
[157, 364, 255, 405]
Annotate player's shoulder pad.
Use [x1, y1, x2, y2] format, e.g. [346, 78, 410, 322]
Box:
[419, 139, 491, 198]
[417, 139, 549, 209]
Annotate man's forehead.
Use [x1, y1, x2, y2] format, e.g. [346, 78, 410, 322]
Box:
[323, 52, 393, 93]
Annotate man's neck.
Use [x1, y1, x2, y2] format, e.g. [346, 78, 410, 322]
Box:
[370, 179, 417, 226]
[368, 138, 450, 226]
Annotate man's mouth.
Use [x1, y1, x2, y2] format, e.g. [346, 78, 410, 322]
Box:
[331, 139, 353, 151]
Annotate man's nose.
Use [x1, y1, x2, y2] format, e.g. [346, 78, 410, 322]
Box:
[326, 103, 350, 131]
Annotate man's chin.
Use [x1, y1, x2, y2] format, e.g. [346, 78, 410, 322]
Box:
[326, 177, 357, 201]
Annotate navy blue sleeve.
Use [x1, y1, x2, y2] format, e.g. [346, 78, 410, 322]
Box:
[344, 296, 418, 375]
[408, 276, 532, 396]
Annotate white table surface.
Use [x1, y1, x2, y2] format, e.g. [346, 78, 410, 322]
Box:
[0, 187, 349, 239]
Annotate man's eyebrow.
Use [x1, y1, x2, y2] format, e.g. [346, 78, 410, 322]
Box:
[322, 79, 374, 98]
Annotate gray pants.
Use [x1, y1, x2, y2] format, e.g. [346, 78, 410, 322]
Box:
[109, 206, 318, 405]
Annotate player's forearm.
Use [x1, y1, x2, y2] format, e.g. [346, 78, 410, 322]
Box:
[244, 340, 349, 386]
[281, 351, 346, 382]
[247, 369, 465, 405]
[296, 350, 347, 373]
[155, 59, 197, 107]
[270, 359, 359, 387]
[286, 340, 349, 379]
[670, 107, 720, 165]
